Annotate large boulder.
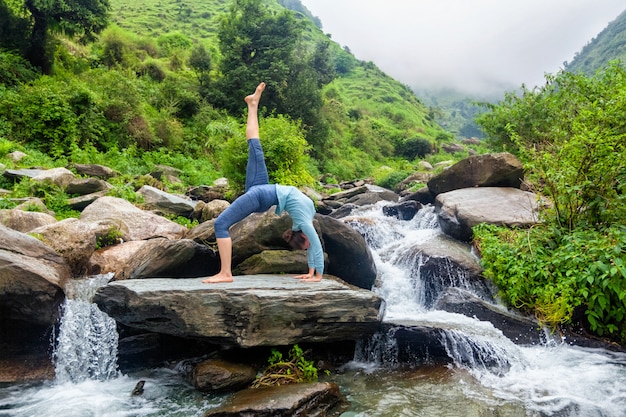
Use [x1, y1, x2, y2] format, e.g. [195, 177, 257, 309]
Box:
[435, 187, 541, 241]
[227, 211, 295, 266]
[0, 224, 71, 325]
[317, 215, 377, 290]
[427, 152, 524, 196]
[71, 163, 116, 179]
[93, 275, 384, 347]
[137, 185, 197, 217]
[434, 288, 547, 345]
[191, 358, 256, 393]
[65, 178, 113, 196]
[87, 240, 148, 276]
[3, 167, 76, 189]
[0, 208, 57, 233]
[116, 238, 218, 280]
[80, 196, 187, 241]
[29, 218, 112, 276]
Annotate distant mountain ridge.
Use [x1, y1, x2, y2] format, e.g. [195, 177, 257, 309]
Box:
[565, 8, 626, 76]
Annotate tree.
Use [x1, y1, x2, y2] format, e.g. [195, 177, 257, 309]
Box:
[188, 44, 212, 92]
[211, 0, 303, 114]
[23, 0, 110, 74]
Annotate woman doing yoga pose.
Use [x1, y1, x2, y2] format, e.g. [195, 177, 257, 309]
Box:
[202, 82, 324, 283]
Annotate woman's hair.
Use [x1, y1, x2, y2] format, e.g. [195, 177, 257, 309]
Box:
[283, 229, 308, 250]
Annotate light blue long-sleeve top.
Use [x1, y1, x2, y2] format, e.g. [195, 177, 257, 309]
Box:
[275, 184, 324, 275]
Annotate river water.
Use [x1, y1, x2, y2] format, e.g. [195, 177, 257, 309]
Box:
[1, 204, 625, 416]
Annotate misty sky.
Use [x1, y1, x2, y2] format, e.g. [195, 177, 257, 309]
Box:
[299, 0, 625, 96]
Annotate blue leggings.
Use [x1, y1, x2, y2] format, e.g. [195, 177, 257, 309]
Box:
[214, 139, 278, 238]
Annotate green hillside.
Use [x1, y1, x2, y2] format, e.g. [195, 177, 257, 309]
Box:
[106, 0, 453, 173]
[565, 8, 626, 76]
[0, 0, 459, 192]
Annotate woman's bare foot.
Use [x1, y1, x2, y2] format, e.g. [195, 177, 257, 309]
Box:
[244, 82, 265, 107]
[202, 272, 233, 284]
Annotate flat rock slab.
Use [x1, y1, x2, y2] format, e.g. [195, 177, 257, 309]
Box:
[94, 275, 384, 347]
[205, 382, 346, 416]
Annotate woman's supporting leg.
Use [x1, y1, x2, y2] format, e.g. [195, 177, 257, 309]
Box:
[201, 237, 233, 283]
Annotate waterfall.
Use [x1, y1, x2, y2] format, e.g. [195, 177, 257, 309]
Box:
[53, 273, 120, 384]
[346, 203, 520, 370]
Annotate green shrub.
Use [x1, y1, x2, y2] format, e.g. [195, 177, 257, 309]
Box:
[0, 51, 38, 86]
[221, 115, 314, 192]
[376, 170, 411, 191]
[474, 223, 626, 344]
[398, 137, 433, 160]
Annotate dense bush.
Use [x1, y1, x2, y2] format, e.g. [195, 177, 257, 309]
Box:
[474, 224, 626, 344]
[0, 51, 38, 86]
[398, 137, 433, 160]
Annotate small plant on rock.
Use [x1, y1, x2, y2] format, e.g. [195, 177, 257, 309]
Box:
[251, 344, 320, 388]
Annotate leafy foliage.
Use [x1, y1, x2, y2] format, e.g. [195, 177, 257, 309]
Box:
[23, 0, 111, 73]
[252, 344, 320, 387]
[474, 224, 626, 344]
[0, 51, 38, 86]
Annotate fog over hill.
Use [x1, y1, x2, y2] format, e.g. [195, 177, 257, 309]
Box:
[299, 0, 625, 98]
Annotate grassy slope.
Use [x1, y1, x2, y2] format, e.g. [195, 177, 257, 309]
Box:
[108, 0, 451, 156]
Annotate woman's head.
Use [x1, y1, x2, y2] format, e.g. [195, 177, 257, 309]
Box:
[283, 229, 310, 250]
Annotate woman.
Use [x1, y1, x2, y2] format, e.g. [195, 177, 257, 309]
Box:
[203, 82, 324, 283]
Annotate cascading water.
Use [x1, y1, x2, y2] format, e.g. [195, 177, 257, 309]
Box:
[339, 202, 626, 416]
[53, 273, 120, 384]
[1, 274, 221, 417]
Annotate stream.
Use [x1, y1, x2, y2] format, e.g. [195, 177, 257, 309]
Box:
[1, 204, 625, 416]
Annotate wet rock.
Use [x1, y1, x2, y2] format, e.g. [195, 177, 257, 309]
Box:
[191, 359, 256, 392]
[204, 382, 347, 417]
[434, 287, 548, 345]
[131, 380, 145, 396]
[382, 200, 423, 220]
[93, 275, 384, 347]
